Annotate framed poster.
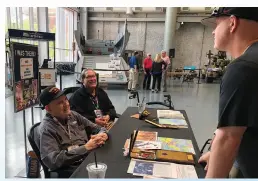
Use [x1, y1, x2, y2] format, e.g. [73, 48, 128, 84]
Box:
[11, 42, 39, 113]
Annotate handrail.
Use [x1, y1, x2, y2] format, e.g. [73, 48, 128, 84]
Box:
[56, 66, 130, 90]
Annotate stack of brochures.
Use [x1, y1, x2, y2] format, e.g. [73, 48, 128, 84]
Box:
[157, 110, 188, 128]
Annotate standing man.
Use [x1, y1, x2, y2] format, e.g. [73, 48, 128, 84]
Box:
[142, 53, 153, 90]
[128, 51, 139, 91]
[161, 50, 170, 92]
[198, 7, 258, 178]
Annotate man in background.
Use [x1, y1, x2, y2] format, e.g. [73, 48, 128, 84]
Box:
[198, 7, 258, 178]
[142, 53, 153, 90]
[128, 51, 140, 91]
[161, 50, 170, 92]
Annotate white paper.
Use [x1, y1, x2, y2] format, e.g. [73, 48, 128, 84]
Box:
[127, 140, 162, 150]
[39, 69, 56, 86]
[20, 58, 34, 79]
[128, 159, 198, 179]
[157, 110, 185, 119]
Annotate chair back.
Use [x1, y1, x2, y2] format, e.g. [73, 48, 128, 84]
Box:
[63, 86, 80, 99]
[27, 122, 51, 178]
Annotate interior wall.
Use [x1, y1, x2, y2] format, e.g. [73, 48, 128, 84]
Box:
[87, 12, 216, 69]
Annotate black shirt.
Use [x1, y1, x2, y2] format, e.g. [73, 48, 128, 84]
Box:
[69, 86, 117, 123]
[218, 42, 258, 178]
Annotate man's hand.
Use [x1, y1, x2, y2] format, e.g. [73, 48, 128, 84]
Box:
[102, 115, 110, 123]
[198, 151, 210, 170]
[84, 137, 103, 150]
[95, 117, 106, 127]
[91, 133, 108, 142]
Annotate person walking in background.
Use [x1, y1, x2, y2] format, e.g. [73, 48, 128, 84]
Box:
[128, 51, 139, 92]
[151, 54, 167, 93]
[161, 50, 171, 92]
[142, 53, 153, 90]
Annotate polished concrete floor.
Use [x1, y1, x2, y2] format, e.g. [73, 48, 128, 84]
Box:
[5, 74, 220, 178]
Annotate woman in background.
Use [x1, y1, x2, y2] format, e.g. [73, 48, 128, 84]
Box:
[151, 54, 167, 93]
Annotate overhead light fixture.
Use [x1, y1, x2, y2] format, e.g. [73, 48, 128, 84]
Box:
[181, 22, 184, 25]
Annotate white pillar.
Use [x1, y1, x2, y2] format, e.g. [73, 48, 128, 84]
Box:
[80, 7, 88, 39]
[37, 7, 49, 66]
[163, 7, 177, 60]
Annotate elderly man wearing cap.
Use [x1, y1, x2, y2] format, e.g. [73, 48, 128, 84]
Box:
[198, 7, 258, 178]
[37, 86, 109, 178]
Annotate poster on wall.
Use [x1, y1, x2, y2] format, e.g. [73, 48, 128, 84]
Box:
[39, 69, 56, 86]
[11, 42, 39, 113]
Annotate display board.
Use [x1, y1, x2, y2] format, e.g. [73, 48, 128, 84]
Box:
[11, 42, 39, 113]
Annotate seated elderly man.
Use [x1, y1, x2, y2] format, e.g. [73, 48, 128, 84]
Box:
[37, 86, 108, 178]
[69, 69, 117, 127]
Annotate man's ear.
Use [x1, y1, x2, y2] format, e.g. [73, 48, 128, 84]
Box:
[45, 105, 50, 112]
[229, 15, 238, 33]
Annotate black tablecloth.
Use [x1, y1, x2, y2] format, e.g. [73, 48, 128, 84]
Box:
[70, 107, 206, 178]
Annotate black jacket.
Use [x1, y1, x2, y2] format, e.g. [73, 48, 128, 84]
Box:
[151, 60, 167, 75]
[69, 86, 117, 123]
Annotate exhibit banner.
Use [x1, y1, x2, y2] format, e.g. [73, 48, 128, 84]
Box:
[11, 42, 39, 113]
[39, 68, 56, 86]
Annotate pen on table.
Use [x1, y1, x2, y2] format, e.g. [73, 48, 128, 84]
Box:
[129, 133, 134, 156]
[132, 129, 139, 150]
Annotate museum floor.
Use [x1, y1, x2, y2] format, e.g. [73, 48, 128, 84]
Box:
[5, 74, 219, 178]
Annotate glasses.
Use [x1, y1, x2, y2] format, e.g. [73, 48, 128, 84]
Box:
[86, 75, 96, 79]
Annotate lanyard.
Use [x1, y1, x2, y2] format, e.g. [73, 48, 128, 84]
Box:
[90, 96, 99, 109]
[53, 117, 72, 141]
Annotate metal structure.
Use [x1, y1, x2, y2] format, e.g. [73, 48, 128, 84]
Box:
[201, 50, 231, 83]
[77, 19, 130, 85]
[5, 29, 56, 171]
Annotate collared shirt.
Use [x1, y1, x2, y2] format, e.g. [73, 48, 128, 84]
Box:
[143, 57, 153, 69]
[162, 56, 170, 70]
[37, 110, 107, 171]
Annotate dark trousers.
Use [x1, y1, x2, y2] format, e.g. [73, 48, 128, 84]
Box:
[152, 74, 162, 91]
[55, 165, 79, 178]
[143, 69, 151, 89]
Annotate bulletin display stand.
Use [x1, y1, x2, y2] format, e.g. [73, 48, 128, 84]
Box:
[6, 29, 56, 174]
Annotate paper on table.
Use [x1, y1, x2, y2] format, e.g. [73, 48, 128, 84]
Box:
[128, 159, 177, 178]
[127, 159, 198, 179]
[158, 118, 188, 126]
[134, 131, 158, 141]
[124, 140, 162, 150]
[176, 164, 198, 179]
[158, 137, 196, 155]
[157, 110, 185, 119]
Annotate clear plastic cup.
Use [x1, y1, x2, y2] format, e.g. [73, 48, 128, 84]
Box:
[86, 162, 107, 178]
[137, 103, 146, 114]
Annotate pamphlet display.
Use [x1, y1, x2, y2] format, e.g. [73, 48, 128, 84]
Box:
[11, 42, 39, 113]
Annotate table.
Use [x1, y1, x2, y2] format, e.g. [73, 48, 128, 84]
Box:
[70, 107, 206, 178]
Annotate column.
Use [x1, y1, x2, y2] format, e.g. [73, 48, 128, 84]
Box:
[163, 7, 177, 63]
[37, 7, 49, 66]
[80, 7, 88, 39]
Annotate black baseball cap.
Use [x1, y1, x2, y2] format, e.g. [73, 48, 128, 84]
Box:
[201, 7, 258, 27]
[39, 86, 68, 109]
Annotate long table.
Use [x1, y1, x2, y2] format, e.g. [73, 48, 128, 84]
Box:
[70, 107, 206, 178]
